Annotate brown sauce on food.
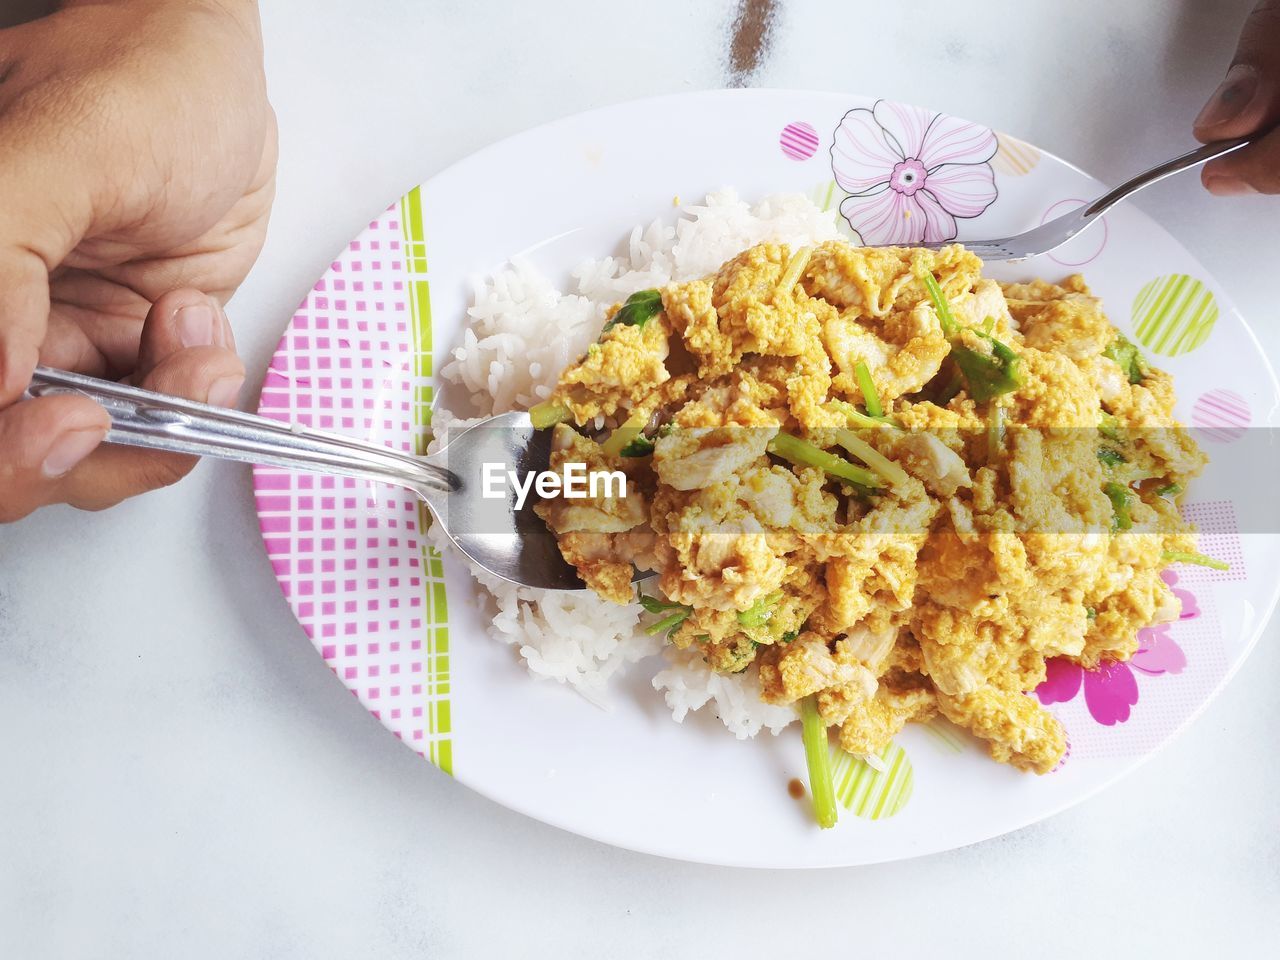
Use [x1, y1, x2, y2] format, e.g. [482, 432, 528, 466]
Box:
[787, 777, 806, 799]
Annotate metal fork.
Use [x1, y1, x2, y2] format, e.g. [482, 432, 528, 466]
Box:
[921, 136, 1253, 262]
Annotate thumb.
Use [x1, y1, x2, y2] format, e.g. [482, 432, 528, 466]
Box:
[1193, 0, 1280, 141]
[1193, 0, 1280, 194]
[0, 248, 52, 406]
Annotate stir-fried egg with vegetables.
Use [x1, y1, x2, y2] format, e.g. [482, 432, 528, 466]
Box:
[529, 239, 1219, 824]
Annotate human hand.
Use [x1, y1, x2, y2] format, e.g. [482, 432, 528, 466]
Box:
[0, 0, 275, 522]
[1194, 0, 1280, 194]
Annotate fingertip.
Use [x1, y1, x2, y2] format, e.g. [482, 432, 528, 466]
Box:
[0, 394, 110, 520]
[0, 246, 51, 405]
[137, 289, 235, 375]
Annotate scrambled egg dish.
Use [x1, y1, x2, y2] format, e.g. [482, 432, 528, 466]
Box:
[531, 240, 1209, 783]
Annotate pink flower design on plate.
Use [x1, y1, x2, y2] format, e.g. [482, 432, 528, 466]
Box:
[830, 100, 999, 245]
[1035, 571, 1195, 726]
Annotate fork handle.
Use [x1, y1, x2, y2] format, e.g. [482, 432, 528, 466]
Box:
[1085, 136, 1253, 218]
[25, 366, 456, 495]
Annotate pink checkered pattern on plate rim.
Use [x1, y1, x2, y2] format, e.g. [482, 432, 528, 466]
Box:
[252, 194, 452, 772]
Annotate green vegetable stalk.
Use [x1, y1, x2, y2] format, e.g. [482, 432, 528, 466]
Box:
[768, 431, 881, 491]
[602, 409, 650, 458]
[1097, 446, 1126, 468]
[918, 269, 959, 338]
[832, 428, 909, 488]
[853, 361, 884, 418]
[800, 696, 838, 829]
[529, 400, 570, 429]
[1103, 481, 1134, 531]
[737, 592, 782, 628]
[829, 398, 897, 430]
[1162, 550, 1229, 571]
[1103, 334, 1148, 384]
[639, 594, 693, 637]
[619, 436, 655, 457]
[952, 333, 1023, 404]
[987, 404, 1005, 459]
[918, 267, 1022, 403]
[776, 246, 813, 296]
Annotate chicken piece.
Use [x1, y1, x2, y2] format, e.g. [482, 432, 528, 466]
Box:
[662, 243, 832, 379]
[935, 687, 1066, 774]
[824, 300, 950, 403]
[652, 474, 793, 612]
[553, 532, 635, 604]
[815, 534, 924, 634]
[662, 528, 787, 613]
[554, 314, 671, 422]
[653, 426, 773, 491]
[536, 426, 648, 604]
[802, 242, 983, 318]
[1006, 426, 1112, 535]
[892, 430, 971, 498]
[1011, 345, 1101, 430]
[651, 381, 780, 491]
[536, 424, 646, 534]
[758, 632, 877, 706]
[838, 686, 937, 755]
[1001, 275, 1114, 360]
[951, 278, 1020, 341]
[839, 623, 899, 670]
[1080, 536, 1179, 666]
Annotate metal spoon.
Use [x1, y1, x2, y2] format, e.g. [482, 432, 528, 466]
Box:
[25, 366, 587, 590]
[917, 135, 1253, 262]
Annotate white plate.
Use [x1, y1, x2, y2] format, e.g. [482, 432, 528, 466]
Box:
[252, 90, 1280, 867]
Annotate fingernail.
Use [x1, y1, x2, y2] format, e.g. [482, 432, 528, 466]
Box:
[42, 427, 106, 477]
[176, 304, 217, 349]
[1205, 176, 1259, 197]
[208, 375, 244, 409]
[1194, 63, 1260, 130]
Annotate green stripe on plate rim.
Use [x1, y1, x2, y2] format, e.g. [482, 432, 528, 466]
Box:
[830, 740, 914, 820]
[1132, 273, 1218, 357]
[400, 186, 453, 776]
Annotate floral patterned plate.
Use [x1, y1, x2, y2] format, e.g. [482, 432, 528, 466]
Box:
[253, 90, 1280, 867]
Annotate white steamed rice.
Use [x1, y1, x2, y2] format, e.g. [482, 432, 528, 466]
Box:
[436, 189, 841, 735]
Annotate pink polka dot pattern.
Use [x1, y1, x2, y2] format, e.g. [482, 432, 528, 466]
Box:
[1178, 500, 1247, 583]
[252, 202, 449, 761]
[779, 121, 819, 161]
[1191, 389, 1250, 443]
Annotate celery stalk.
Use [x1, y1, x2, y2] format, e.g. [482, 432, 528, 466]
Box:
[602, 409, 649, 458]
[800, 696, 838, 829]
[832, 428, 909, 488]
[853, 361, 884, 418]
[529, 400, 570, 429]
[1162, 550, 1229, 571]
[768, 432, 881, 491]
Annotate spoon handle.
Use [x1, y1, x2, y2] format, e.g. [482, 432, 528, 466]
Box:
[25, 366, 456, 495]
[1084, 135, 1253, 219]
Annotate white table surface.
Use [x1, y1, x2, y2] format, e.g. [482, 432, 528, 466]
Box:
[3, 0, 1279, 956]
